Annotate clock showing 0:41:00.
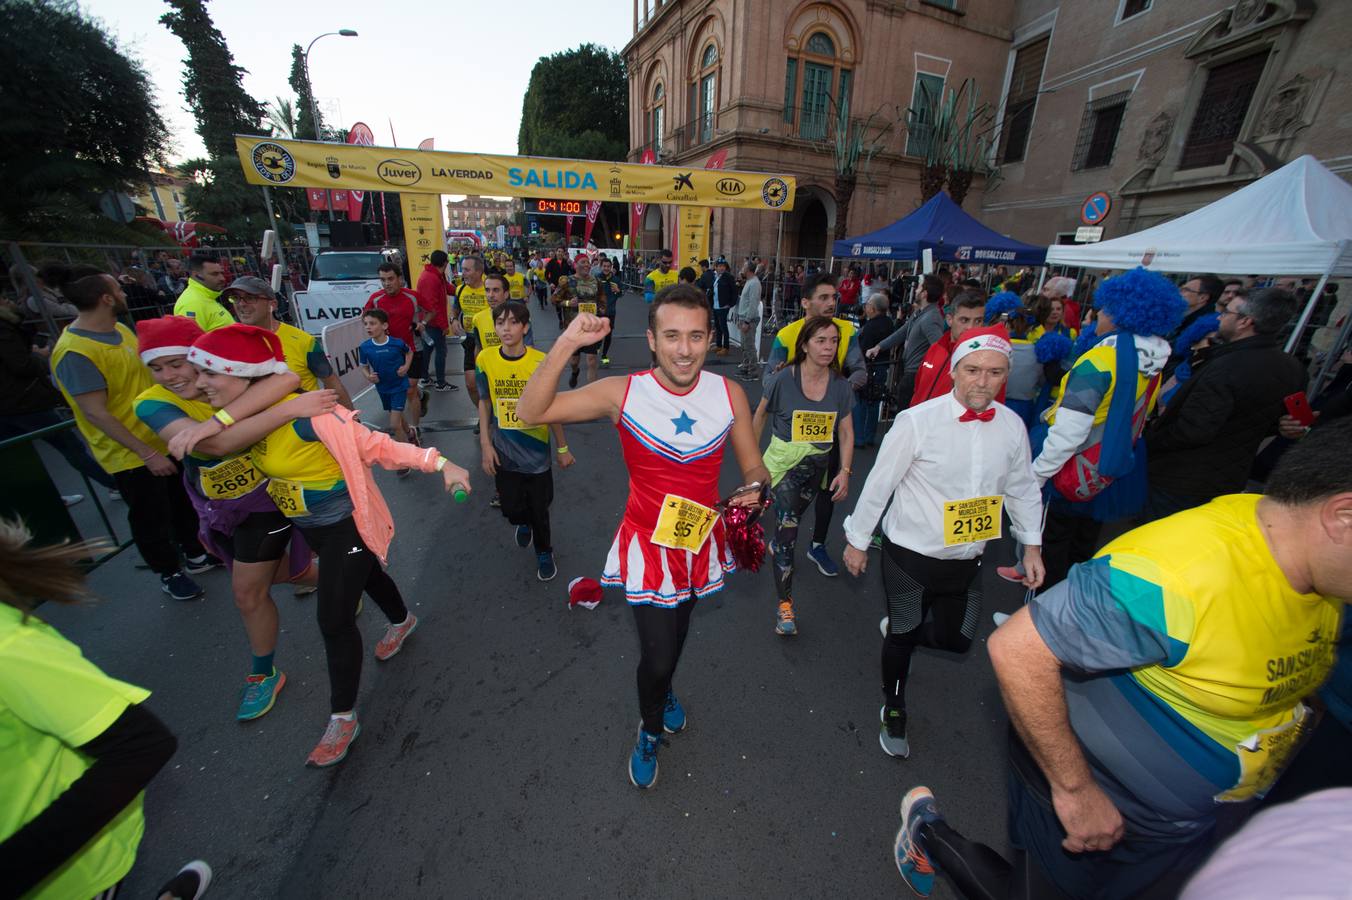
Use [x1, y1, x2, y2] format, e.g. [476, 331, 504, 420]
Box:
[526, 199, 585, 215]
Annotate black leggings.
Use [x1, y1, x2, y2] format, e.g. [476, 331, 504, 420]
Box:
[113, 466, 204, 576]
[299, 515, 408, 713]
[1041, 506, 1103, 590]
[771, 455, 829, 600]
[879, 540, 981, 709]
[810, 442, 838, 545]
[631, 598, 698, 735]
[601, 313, 616, 357]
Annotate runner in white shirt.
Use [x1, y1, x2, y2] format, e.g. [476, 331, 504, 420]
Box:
[842, 326, 1045, 758]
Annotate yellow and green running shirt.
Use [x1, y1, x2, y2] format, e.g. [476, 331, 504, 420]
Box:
[272, 321, 333, 393]
[1030, 493, 1343, 837]
[249, 397, 350, 525]
[0, 604, 151, 899]
[133, 384, 268, 502]
[767, 316, 863, 374]
[644, 267, 678, 298]
[475, 346, 550, 474]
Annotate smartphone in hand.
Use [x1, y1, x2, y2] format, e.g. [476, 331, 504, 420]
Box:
[1283, 391, 1315, 427]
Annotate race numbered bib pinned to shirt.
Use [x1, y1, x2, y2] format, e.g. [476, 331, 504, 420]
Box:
[495, 397, 527, 430]
[790, 410, 836, 444]
[943, 495, 1003, 546]
[651, 494, 719, 553]
[1217, 703, 1314, 802]
[578, 302, 598, 316]
[267, 478, 309, 517]
[199, 456, 264, 500]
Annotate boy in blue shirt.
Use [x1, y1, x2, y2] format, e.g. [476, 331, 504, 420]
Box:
[359, 309, 414, 462]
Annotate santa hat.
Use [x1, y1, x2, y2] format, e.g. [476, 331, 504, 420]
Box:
[950, 325, 1013, 371]
[567, 577, 602, 610]
[188, 324, 289, 378]
[136, 316, 204, 364]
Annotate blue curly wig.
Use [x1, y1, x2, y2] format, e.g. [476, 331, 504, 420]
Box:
[1172, 312, 1221, 356]
[1093, 267, 1187, 337]
[984, 291, 1022, 323]
[1034, 332, 1073, 364]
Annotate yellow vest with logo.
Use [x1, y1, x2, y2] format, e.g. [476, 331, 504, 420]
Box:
[51, 324, 165, 474]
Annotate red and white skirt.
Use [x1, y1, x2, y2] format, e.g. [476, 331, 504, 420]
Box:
[601, 518, 736, 607]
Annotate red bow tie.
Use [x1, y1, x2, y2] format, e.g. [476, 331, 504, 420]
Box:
[958, 407, 996, 423]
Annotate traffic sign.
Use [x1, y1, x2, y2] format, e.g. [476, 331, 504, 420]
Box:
[1081, 192, 1112, 226]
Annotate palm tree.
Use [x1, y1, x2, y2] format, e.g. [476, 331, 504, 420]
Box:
[906, 78, 998, 206]
[819, 98, 899, 241]
[265, 97, 298, 139]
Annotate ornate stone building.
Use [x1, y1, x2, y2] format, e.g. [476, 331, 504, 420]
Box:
[979, 0, 1352, 246]
[624, 0, 1014, 260]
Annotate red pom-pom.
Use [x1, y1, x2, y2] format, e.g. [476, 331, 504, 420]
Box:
[721, 503, 767, 572]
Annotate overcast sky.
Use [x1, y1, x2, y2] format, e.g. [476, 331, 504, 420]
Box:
[93, 0, 633, 172]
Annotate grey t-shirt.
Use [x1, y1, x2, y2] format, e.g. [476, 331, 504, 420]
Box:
[762, 364, 854, 448]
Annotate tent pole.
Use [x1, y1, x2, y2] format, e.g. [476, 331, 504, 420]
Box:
[772, 211, 785, 323]
[1285, 248, 1339, 353]
[1035, 268, 1047, 293]
[1307, 289, 1352, 403]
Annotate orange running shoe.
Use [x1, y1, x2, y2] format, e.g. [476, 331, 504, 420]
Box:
[306, 715, 360, 767]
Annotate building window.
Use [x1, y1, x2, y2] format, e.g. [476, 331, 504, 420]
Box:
[650, 83, 665, 153]
[1179, 51, 1268, 169]
[689, 43, 718, 146]
[785, 29, 850, 141]
[998, 35, 1049, 164]
[1071, 91, 1130, 170]
[906, 72, 946, 157]
[1117, 0, 1151, 22]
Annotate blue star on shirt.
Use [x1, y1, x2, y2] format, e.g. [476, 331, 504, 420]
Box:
[671, 410, 697, 435]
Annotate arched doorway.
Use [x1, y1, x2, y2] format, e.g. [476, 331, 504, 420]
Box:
[643, 204, 665, 251]
[797, 196, 828, 259]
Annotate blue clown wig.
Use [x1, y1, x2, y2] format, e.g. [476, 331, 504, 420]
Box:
[984, 291, 1023, 323]
[1092, 267, 1187, 336]
[1172, 312, 1221, 356]
[1034, 331, 1073, 364]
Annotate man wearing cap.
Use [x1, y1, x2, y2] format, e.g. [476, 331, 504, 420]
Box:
[843, 327, 1045, 759]
[226, 276, 353, 410]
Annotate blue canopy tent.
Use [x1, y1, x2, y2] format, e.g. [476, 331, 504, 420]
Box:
[831, 191, 1047, 266]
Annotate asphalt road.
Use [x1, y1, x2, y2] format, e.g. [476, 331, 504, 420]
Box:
[44, 294, 1031, 899]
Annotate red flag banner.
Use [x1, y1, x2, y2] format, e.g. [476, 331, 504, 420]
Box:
[418, 138, 435, 150]
[346, 122, 374, 145]
[582, 200, 602, 246]
[307, 188, 329, 211]
[348, 190, 365, 220]
[565, 215, 574, 241]
[330, 190, 349, 219]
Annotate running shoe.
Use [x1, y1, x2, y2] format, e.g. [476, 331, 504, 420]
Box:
[474, 423, 481, 436]
[161, 571, 203, 601]
[662, 691, 687, 734]
[306, 715, 360, 767]
[514, 525, 532, 548]
[992, 612, 1011, 627]
[375, 613, 419, 661]
[807, 543, 840, 577]
[895, 787, 940, 897]
[294, 583, 318, 597]
[407, 425, 421, 447]
[870, 534, 883, 551]
[419, 390, 430, 418]
[601, 357, 611, 367]
[108, 489, 122, 502]
[156, 860, 213, 900]
[880, 616, 889, 637]
[236, 669, 286, 721]
[490, 493, 502, 508]
[628, 724, 666, 789]
[775, 600, 798, 636]
[183, 552, 223, 575]
[996, 564, 1025, 584]
[880, 705, 911, 759]
[434, 381, 458, 392]
[62, 493, 84, 507]
[418, 377, 431, 389]
[536, 551, 557, 582]
[568, 369, 579, 388]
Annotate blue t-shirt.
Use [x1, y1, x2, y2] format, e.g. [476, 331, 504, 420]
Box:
[358, 337, 409, 395]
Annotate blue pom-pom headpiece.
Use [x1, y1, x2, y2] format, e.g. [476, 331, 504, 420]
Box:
[1172, 312, 1221, 356]
[1093, 267, 1187, 337]
[1034, 332, 1073, 363]
[984, 291, 1023, 323]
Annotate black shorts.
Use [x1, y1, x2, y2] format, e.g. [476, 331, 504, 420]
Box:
[407, 346, 427, 380]
[576, 340, 601, 356]
[463, 330, 478, 368]
[217, 510, 293, 564]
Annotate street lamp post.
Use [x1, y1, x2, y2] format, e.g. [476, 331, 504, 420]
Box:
[303, 29, 357, 226]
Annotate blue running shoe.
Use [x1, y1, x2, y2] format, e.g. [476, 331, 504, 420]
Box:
[160, 571, 203, 601]
[515, 525, 532, 548]
[628, 725, 666, 789]
[807, 542, 839, 577]
[895, 786, 940, 897]
[662, 691, 687, 734]
[237, 669, 286, 721]
[537, 551, 557, 582]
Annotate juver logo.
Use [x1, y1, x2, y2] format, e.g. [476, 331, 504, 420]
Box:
[378, 159, 422, 187]
[252, 142, 295, 184]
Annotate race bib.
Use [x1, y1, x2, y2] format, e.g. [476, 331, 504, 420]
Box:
[495, 397, 527, 430]
[267, 478, 309, 517]
[791, 410, 836, 444]
[578, 302, 598, 316]
[1217, 704, 1313, 802]
[199, 456, 263, 500]
[943, 495, 1003, 546]
[651, 494, 719, 553]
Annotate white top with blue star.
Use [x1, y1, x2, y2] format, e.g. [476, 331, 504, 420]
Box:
[620, 370, 734, 463]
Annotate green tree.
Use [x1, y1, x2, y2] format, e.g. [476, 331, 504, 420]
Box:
[518, 44, 627, 161]
[288, 44, 323, 141]
[0, 0, 170, 239]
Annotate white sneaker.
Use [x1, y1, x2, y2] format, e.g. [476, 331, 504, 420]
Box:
[880, 616, 889, 638]
[62, 493, 84, 507]
[992, 612, 1011, 627]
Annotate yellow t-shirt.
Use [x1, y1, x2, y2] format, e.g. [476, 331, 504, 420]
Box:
[133, 384, 267, 502]
[504, 272, 527, 300]
[773, 316, 858, 371]
[250, 396, 346, 517]
[0, 604, 151, 899]
[273, 321, 324, 393]
[456, 283, 488, 322]
[471, 306, 502, 350]
[50, 324, 166, 474]
[645, 267, 679, 295]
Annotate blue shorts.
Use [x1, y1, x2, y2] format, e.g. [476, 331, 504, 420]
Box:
[377, 387, 407, 412]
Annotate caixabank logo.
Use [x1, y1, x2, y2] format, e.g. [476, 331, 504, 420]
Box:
[251, 142, 296, 184]
[377, 158, 422, 187]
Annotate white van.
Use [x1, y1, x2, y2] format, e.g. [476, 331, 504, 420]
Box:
[293, 251, 389, 336]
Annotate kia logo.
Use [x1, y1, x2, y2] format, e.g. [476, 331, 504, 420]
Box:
[716, 178, 746, 196]
[377, 158, 422, 187]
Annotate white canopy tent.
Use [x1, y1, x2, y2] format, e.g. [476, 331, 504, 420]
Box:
[1044, 155, 1352, 354]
